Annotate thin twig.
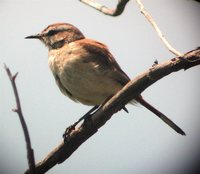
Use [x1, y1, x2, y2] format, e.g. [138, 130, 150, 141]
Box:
[135, 0, 182, 56]
[25, 48, 200, 174]
[79, 0, 130, 16]
[4, 65, 36, 174]
[79, 0, 181, 56]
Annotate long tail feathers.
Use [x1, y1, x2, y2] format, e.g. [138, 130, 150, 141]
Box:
[136, 96, 186, 136]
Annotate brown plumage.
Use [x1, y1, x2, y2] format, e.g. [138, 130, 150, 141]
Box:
[25, 23, 185, 135]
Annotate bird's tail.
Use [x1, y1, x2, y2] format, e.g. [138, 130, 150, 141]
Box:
[136, 96, 186, 135]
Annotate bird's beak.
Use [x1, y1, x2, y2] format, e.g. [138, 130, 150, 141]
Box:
[25, 34, 42, 39]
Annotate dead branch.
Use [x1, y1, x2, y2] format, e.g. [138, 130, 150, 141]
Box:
[135, 0, 182, 56]
[79, 0, 182, 56]
[25, 48, 200, 174]
[4, 65, 36, 174]
[79, 0, 130, 16]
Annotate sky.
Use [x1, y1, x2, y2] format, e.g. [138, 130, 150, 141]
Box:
[0, 0, 200, 174]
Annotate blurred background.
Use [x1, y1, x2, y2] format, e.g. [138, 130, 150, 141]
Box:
[0, 0, 200, 173]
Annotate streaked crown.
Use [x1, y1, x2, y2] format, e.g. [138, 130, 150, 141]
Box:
[25, 23, 85, 49]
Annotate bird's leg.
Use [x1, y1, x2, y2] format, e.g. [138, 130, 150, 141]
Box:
[63, 105, 99, 140]
[74, 105, 100, 126]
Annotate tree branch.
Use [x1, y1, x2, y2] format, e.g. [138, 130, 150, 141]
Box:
[79, 0, 130, 16]
[25, 48, 200, 174]
[4, 65, 36, 174]
[79, 0, 182, 56]
[135, 0, 182, 56]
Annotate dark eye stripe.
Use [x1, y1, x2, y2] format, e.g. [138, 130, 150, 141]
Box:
[47, 30, 60, 36]
[47, 28, 71, 36]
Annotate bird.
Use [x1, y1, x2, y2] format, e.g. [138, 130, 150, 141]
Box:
[25, 23, 185, 136]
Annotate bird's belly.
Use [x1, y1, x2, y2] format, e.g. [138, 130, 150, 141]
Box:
[55, 57, 122, 105]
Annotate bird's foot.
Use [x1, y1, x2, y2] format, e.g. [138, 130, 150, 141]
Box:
[63, 124, 75, 140]
[63, 105, 99, 142]
[63, 113, 94, 142]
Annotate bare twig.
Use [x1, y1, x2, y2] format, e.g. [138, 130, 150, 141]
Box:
[135, 0, 182, 56]
[25, 48, 200, 174]
[4, 65, 36, 174]
[79, 0, 182, 56]
[79, 0, 130, 16]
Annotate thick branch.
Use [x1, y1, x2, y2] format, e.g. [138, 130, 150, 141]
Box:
[79, 0, 130, 16]
[4, 65, 36, 174]
[25, 48, 200, 174]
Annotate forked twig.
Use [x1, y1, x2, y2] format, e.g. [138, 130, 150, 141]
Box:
[4, 65, 36, 174]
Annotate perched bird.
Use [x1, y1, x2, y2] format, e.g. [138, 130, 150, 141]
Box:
[25, 23, 185, 135]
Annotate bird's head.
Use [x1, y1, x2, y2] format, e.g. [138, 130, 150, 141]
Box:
[25, 23, 85, 50]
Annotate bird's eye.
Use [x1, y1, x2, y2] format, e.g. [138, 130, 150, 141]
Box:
[47, 30, 59, 36]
